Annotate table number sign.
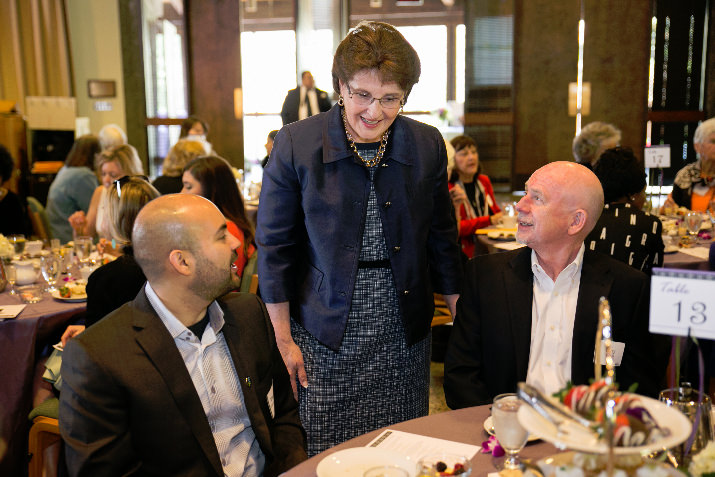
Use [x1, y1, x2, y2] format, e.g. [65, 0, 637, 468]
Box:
[644, 145, 671, 168]
[650, 268, 715, 339]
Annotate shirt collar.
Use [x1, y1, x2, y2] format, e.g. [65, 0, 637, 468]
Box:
[530, 243, 586, 282]
[144, 282, 225, 339]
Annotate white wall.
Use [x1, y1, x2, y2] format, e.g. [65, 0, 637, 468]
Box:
[66, 0, 127, 135]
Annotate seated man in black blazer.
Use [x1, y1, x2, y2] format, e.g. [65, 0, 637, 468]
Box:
[59, 194, 307, 476]
[445, 161, 669, 408]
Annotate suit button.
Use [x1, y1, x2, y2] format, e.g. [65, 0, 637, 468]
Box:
[393, 246, 401, 252]
[381, 163, 389, 167]
[384, 201, 392, 208]
[403, 290, 410, 295]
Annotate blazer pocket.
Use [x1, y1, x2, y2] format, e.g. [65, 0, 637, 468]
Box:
[306, 263, 324, 292]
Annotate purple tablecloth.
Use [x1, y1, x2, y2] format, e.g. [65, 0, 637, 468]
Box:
[0, 289, 85, 476]
[283, 405, 562, 476]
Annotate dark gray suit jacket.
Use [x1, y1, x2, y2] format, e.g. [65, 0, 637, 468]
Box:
[59, 289, 307, 476]
[444, 247, 669, 408]
[280, 87, 331, 125]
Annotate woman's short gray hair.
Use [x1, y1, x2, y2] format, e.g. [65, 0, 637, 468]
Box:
[572, 121, 621, 165]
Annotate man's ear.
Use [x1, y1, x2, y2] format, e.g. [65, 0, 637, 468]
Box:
[168, 249, 192, 276]
[568, 209, 588, 236]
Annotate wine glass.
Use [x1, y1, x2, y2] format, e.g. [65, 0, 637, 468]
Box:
[492, 393, 529, 470]
[74, 236, 92, 266]
[685, 212, 702, 243]
[41, 254, 61, 292]
[6, 263, 17, 296]
[9, 234, 26, 256]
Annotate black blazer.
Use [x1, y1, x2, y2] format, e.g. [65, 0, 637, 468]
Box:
[59, 290, 307, 476]
[444, 247, 669, 408]
[280, 87, 331, 125]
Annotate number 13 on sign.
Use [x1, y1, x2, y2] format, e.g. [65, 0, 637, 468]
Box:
[650, 269, 715, 339]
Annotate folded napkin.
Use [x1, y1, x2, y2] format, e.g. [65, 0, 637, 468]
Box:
[0, 304, 26, 319]
[679, 246, 710, 260]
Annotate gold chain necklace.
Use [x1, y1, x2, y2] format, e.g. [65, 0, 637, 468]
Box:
[342, 108, 389, 167]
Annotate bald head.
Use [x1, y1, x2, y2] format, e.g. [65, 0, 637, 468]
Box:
[531, 161, 604, 236]
[132, 194, 224, 282]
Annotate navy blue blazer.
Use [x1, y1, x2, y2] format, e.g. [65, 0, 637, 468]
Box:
[256, 104, 462, 350]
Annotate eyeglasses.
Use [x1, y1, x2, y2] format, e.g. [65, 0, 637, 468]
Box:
[113, 175, 149, 198]
[346, 84, 404, 110]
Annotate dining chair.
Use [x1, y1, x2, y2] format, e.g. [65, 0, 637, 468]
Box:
[28, 416, 61, 477]
[27, 196, 52, 241]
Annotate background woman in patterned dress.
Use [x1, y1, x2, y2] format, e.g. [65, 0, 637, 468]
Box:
[585, 146, 664, 274]
[257, 21, 462, 455]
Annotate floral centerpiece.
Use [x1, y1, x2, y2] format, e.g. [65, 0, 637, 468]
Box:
[689, 440, 715, 477]
[0, 234, 14, 259]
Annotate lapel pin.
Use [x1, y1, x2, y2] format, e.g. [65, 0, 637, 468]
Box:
[245, 377, 252, 388]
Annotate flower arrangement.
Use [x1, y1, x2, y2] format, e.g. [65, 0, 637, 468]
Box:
[0, 234, 14, 259]
[480, 435, 504, 457]
[689, 440, 715, 477]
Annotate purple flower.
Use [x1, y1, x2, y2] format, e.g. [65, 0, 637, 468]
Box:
[481, 435, 505, 457]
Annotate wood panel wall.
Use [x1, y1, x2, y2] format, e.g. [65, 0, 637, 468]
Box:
[513, 0, 651, 188]
[187, 0, 244, 167]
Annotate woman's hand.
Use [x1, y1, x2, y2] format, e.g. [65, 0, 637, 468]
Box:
[489, 212, 503, 225]
[265, 302, 308, 400]
[61, 325, 86, 347]
[68, 210, 87, 235]
[449, 184, 468, 207]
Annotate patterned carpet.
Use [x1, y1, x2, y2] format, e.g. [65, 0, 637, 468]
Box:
[429, 361, 449, 415]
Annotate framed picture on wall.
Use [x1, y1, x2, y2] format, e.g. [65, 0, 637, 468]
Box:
[87, 80, 116, 98]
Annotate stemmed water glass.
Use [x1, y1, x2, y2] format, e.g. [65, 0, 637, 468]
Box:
[5, 263, 17, 296]
[9, 234, 25, 256]
[492, 393, 529, 470]
[74, 236, 92, 266]
[41, 254, 61, 292]
[685, 212, 702, 244]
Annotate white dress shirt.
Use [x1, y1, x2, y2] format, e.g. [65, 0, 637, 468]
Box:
[298, 86, 320, 120]
[145, 283, 265, 477]
[526, 244, 585, 395]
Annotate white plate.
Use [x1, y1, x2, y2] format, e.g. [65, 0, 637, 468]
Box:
[51, 289, 87, 302]
[517, 394, 692, 455]
[483, 416, 539, 442]
[316, 447, 416, 477]
[664, 246, 680, 254]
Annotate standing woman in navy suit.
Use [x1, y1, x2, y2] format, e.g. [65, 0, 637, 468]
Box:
[257, 21, 462, 455]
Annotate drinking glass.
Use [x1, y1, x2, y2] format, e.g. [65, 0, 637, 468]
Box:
[685, 212, 702, 239]
[41, 254, 61, 292]
[659, 383, 713, 467]
[363, 466, 409, 477]
[9, 234, 26, 255]
[74, 236, 92, 265]
[50, 238, 61, 254]
[492, 393, 529, 470]
[6, 263, 17, 295]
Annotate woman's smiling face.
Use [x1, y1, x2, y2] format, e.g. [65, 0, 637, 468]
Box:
[340, 69, 404, 144]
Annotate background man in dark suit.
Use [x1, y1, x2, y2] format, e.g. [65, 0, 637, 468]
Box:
[59, 194, 307, 476]
[280, 71, 332, 125]
[445, 161, 668, 408]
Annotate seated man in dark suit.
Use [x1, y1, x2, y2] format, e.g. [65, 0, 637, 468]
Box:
[280, 71, 332, 125]
[59, 194, 307, 476]
[445, 161, 669, 408]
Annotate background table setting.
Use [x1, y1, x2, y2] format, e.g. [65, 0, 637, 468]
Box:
[476, 211, 715, 271]
[0, 233, 103, 475]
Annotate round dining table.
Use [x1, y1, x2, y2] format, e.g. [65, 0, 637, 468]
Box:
[0, 285, 86, 476]
[283, 405, 563, 476]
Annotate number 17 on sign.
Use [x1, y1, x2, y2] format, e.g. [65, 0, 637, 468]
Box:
[650, 269, 715, 339]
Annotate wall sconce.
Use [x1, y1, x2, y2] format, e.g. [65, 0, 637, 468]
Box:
[568, 81, 591, 116]
[245, 0, 257, 13]
[369, 0, 382, 7]
[234, 88, 243, 119]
